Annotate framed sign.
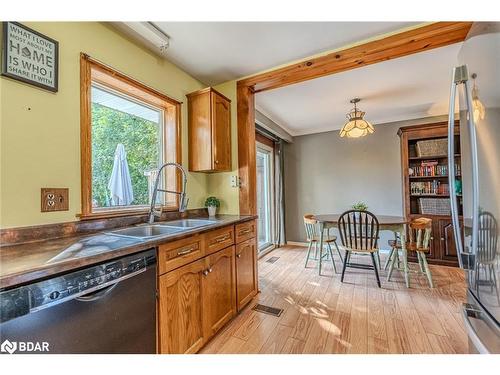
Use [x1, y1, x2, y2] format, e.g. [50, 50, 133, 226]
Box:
[1, 22, 59, 92]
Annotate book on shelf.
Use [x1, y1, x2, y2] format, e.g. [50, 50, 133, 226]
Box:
[410, 180, 450, 195]
[409, 161, 461, 177]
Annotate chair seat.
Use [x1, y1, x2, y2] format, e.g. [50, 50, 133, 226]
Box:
[308, 235, 337, 242]
[341, 245, 378, 253]
[388, 240, 430, 253]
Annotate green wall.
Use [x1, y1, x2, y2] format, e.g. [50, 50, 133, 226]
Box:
[0, 22, 211, 228]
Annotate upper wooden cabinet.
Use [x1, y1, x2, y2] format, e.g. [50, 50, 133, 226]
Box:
[187, 87, 232, 172]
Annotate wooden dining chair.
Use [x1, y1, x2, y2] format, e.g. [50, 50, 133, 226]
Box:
[476, 211, 499, 303]
[387, 217, 434, 287]
[338, 210, 381, 287]
[303, 214, 343, 274]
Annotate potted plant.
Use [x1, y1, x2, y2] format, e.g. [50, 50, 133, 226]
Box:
[352, 201, 368, 211]
[205, 196, 220, 217]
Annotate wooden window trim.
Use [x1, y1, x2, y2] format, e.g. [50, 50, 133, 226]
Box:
[79, 53, 182, 220]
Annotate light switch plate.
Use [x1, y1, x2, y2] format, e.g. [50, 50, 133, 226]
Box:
[41, 188, 69, 212]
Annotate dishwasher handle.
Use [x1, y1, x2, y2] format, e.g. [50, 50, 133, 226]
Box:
[74, 266, 146, 302]
[75, 283, 119, 302]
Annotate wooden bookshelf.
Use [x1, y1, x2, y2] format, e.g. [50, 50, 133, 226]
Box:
[398, 121, 462, 267]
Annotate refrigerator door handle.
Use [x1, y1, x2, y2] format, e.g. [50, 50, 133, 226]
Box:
[448, 66, 465, 269]
[463, 76, 480, 263]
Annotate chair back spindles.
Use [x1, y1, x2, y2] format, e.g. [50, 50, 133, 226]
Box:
[477, 211, 498, 264]
[338, 210, 379, 251]
[408, 217, 432, 251]
[303, 214, 318, 241]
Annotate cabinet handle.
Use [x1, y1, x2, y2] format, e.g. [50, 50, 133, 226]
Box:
[215, 160, 219, 164]
[441, 237, 445, 241]
[208, 268, 213, 273]
[239, 228, 252, 235]
[177, 246, 196, 256]
[236, 253, 242, 258]
[215, 234, 230, 243]
[202, 269, 209, 276]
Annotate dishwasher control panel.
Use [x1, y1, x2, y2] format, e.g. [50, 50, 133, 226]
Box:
[0, 249, 156, 323]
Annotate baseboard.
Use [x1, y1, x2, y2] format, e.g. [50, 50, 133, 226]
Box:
[285, 241, 307, 247]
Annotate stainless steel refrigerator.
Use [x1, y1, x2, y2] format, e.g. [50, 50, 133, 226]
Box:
[448, 22, 500, 354]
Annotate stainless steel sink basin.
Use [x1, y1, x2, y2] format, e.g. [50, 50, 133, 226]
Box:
[107, 225, 185, 239]
[160, 219, 217, 229]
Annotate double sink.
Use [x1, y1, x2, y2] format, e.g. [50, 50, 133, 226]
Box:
[106, 219, 217, 240]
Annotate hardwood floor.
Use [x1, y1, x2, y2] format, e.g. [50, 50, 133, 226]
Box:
[200, 245, 468, 354]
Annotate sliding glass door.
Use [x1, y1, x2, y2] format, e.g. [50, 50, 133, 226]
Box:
[256, 142, 275, 254]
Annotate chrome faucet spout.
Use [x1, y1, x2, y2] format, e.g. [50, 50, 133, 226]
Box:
[148, 162, 189, 224]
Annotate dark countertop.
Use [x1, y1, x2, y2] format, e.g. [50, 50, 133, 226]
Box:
[0, 215, 256, 289]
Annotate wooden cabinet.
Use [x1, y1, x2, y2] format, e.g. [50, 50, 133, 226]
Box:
[158, 221, 257, 353]
[202, 246, 236, 338]
[158, 257, 206, 354]
[187, 87, 231, 172]
[399, 122, 461, 267]
[235, 234, 258, 311]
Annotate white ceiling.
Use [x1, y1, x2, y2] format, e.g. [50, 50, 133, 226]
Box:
[121, 22, 418, 85]
[255, 43, 463, 136]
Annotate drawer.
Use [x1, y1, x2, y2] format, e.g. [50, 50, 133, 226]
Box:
[235, 220, 256, 243]
[205, 225, 234, 255]
[158, 234, 205, 275]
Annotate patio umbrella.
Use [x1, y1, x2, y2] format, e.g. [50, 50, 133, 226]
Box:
[108, 143, 134, 206]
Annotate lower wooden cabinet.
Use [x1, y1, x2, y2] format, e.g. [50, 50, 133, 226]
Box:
[235, 238, 258, 311]
[158, 257, 206, 354]
[158, 222, 257, 353]
[202, 246, 236, 338]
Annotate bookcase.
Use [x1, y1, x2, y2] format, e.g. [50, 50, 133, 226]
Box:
[398, 121, 462, 267]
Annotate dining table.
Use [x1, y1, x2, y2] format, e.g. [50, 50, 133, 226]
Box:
[312, 214, 411, 287]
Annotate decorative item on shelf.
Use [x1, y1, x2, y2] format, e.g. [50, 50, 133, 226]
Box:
[415, 138, 448, 157]
[471, 73, 485, 123]
[455, 179, 463, 196]
[339, 98, 374, 138]
[205, 196, 220, 217]
[352, 201, 368, 211]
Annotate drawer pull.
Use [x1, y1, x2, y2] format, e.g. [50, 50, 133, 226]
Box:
[236, 253, 242, 258]
[203, 269, 209, 276]
[239, 228, 252, 235]
[215, 234, 231, 243]
[177, 246, 196, 256]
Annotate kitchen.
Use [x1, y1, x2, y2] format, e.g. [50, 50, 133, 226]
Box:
[0, 3, 499, 372]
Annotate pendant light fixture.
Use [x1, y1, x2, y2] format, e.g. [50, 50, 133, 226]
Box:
[471, 73, 485, 123]
[339, 98, 374, 138]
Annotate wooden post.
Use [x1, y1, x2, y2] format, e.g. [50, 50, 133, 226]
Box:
[237, 84, 256, 215]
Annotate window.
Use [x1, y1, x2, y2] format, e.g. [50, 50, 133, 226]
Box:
[80, 54, 181, 219]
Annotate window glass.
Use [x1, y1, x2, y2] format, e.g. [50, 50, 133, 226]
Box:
[91, 84, 163, 209]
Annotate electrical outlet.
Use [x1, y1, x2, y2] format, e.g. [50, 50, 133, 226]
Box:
[230, 175, 241, 188]
[41, 188, 69, 212]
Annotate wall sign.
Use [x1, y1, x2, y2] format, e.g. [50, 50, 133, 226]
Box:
[1, 22, 59, 92]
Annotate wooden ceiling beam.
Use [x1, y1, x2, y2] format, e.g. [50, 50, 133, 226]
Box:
[237, 22, 473, 93]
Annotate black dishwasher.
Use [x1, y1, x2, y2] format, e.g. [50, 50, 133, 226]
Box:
[0, 248, 156, 354]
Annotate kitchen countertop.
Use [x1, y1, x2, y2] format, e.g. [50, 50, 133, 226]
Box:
[0, 215, 256, 289]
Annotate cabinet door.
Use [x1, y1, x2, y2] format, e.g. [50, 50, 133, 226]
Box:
[158, 258, 206, 354]
[439, 219, 460, 262]
[202, 246, 236, 338]
[235, 238, 258, 311]
[211, 92, 231, 171]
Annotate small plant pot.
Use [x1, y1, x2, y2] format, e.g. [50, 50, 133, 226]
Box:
[207, 206, 217, 217]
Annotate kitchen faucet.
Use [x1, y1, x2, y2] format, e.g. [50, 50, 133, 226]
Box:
[148, 162, 189, 224]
